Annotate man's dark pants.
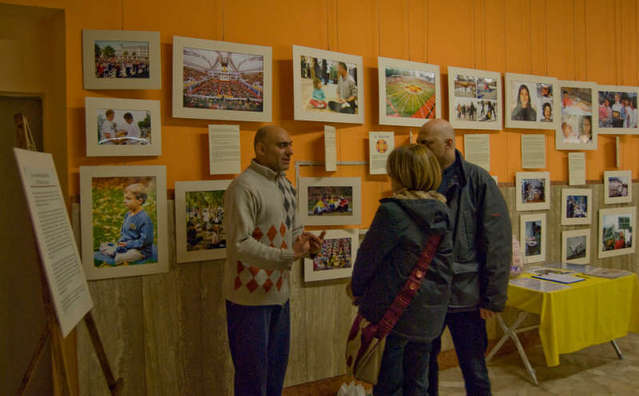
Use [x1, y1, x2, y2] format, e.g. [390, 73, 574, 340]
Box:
[226, 300, 290, 396]
[427, 309, 491, 396]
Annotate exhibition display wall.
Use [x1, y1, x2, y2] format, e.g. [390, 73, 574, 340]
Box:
[5, 0, 639, 395]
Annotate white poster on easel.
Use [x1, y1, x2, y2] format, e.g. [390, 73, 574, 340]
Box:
[14, 148, 93, 337]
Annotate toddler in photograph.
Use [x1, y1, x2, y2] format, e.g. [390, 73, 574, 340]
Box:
[99, 183, 154, 264]
[310, 78, 327, 109]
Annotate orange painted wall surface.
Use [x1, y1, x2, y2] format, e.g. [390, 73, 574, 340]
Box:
[5, 0, 639, 228]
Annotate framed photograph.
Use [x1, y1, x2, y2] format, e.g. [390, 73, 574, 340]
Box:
[377, 57, 441, 127]
[556, 80, 598, 150]
[304, 229, 359, 282]
[598, 207, 636, 258]
[561, 188, 592, 225]
[175, 180, 231, 263]
[82, 29, 161, 90]
[603, 170, 632, 204]
[516, 172, 551, 211]
[596, 85, 639, 134]
[562, 229, 591, 265]
[85, 97, 161, 157]
[80, 166, 168, 280]
[293, 45, 364, 124]
[172, 36, 272, 122]
[447, 66, 502, 130]
[298, 177, 362, 226]
[505, 73, 559, 130]
[520, 213, 547, 264]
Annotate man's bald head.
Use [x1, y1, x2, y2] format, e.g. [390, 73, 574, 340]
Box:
[254, 125, 294, 173]
[417, 119, 457, 169]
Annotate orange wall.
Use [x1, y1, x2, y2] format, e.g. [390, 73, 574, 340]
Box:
[5, 0, 639, 228]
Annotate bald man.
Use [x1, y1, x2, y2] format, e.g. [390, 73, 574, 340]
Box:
[418, 119, 511, 396]
[223, 126, 323, 396]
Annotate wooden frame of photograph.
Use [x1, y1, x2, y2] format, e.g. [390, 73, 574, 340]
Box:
[562, 229, 591, 265]
[596, 85, 639, 135]
[505, 73, 559, 130]
[447, 66, 502, 130]
[556, 80, 598, 150]
[598, 206, 636, 258]
[80, 165, 168, 280]
[292, 45, 365, 124]
[561, 188, 592, 225]
[520, 213, 547, 264]
[85, 96, 162, 157]
[603, 170, 633, 204]
[175, 180, 231, 263]
[377, 57, 441, 127]
[298, 177, 362, 226]
[82, 29, 161, 90]
[516, 171, 551, 211]
[303, 229, 359, 282]
[172, 36, 272, 122]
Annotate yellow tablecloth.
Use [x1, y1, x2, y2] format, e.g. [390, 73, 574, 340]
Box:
[507, 273, 639, 367]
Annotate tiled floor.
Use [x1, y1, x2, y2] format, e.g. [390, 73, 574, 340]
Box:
[439, 333, 639, 395]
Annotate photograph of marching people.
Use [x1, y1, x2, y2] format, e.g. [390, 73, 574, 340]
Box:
[562, 229, 591, 265]
[604, 170, 633, 204]
[82, 30, 161, 89]
[304, 229, 358, 282]
[85, 97, 162, 157]
[377, 57, 441, 127]
[561, 188, 592, 225]
[505, 73, 559, 129]
[448, 66, 502, 130]
[172, 36, 272, 121]
[520, 213, 546, 264]
[599, 207, 636, 258]
[556, 81, 598, 150]
[298, 177, 361, 226]
[293, 45, 364, 123]
[80, 166, 168, 280]
[597, 85, 639, 134]
[516, 171, 551, 211]
[175, 180, 231, 263]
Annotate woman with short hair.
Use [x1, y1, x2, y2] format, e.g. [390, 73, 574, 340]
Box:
[351, 144, 453, 395]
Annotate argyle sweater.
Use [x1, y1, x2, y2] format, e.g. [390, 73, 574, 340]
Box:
[223, 160, 302, 306]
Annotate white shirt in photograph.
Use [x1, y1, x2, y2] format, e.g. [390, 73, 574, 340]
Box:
[119, 121, 141, 138]
[100, 119, 116, 140]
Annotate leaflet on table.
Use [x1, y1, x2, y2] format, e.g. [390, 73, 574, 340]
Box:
[510, 277, 570, 292]
[532, 273, 585, 284]
[527, 266, 576, 276]
[583, 267, 632, 279]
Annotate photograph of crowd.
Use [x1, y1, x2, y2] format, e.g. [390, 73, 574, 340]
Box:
[299, 56, 359, 114]
[97, 108, 151, 145]
[566, 234, 587, 261]
[524, 219, 543, 257]
[308, 186, 353, 216]
[185, 190, 226, 252]
[566, 195, 588, 219]
[383, 67, 436, 119]
[521, 178, 546, 204]
[510, 82, 554, 122]
[453, 74, 497, 122]
[94, 40, 150, 79]
[601, 213, 633, 252]
[312, 237, 353, 271]
[598, 90, 638, 129]
[559, 87, 594, 145]
[182, 47, 264, 112]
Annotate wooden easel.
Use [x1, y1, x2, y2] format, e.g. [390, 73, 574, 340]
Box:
[15, 114, 124, 395]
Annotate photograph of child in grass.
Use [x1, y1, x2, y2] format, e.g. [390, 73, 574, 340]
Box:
[92, 176, 158, 267]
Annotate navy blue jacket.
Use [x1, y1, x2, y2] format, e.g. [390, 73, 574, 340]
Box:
[351, 197, 453, 342]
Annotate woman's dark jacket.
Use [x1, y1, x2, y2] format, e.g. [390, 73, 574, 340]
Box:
[351, 196, 453, 342]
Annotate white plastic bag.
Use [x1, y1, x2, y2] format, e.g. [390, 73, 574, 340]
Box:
[337, 381, 366, 396]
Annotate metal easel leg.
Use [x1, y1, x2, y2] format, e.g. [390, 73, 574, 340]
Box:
[611, 340, 624, 360]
